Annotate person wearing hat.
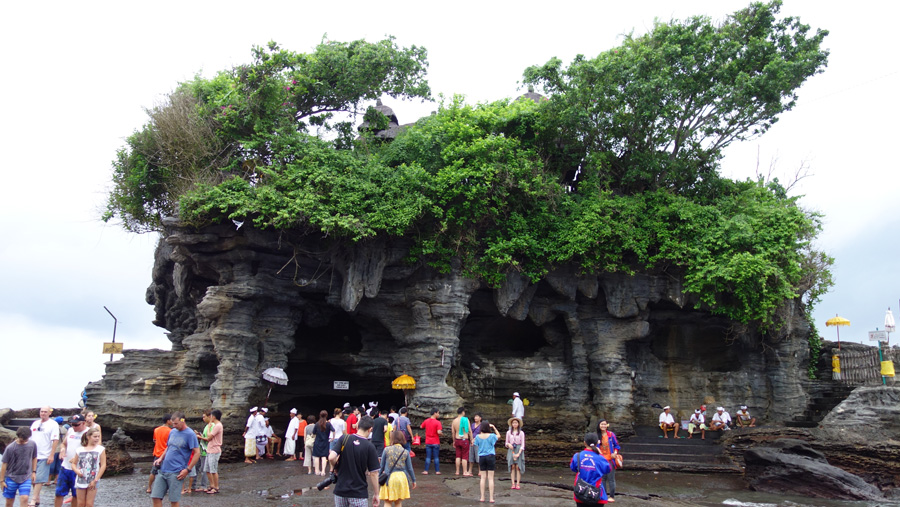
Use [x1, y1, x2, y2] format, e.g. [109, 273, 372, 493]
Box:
[243, 407, 260, 464]
[511, 392, 524, 420]
[710, 407, 732, 432]
[284, 409, 300, 461]
[505, 416, 525, 490]
[658, 406, 678, 438]
[55, 414, 89, 506]
[688, 409, 708, 439]
[735, 406, 756, 428]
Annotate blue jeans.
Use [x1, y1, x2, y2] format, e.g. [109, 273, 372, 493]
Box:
[425, 444, 440, 472]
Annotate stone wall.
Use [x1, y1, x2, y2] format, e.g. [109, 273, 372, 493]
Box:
[85, 219, 813, 434]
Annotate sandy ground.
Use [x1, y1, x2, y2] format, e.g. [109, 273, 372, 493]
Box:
[22, 456, 890, 506]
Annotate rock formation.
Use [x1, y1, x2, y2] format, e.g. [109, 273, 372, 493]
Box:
[86, 219, 814, 435]
[744, 438, 885, 501]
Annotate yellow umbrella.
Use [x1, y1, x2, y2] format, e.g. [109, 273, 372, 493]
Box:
[392, 375, 416, 406]
[826, 315, 850, 350]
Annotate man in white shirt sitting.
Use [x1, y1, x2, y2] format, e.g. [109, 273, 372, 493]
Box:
[658, 406, 678, 438]
[710, 407, 732, 431]
[688, 409, 708, 439]
[735, 405, 756, 428]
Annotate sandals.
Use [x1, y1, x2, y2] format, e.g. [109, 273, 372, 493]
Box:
[205, 488, 219, 494]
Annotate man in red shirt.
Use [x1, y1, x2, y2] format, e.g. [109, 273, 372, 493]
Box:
[346, 406, 360, 435]
[420, 408, 443, 475]
[146, 414, 173, 493]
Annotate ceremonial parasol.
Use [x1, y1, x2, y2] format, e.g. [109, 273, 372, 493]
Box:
[392, 374, 416, 406]
[826, 315, 850, 350]
[262, 367, 289, 406]
[885, 308, 896, 345]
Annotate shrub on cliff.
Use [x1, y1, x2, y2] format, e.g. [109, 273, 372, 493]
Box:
[104, 1, 832, 329]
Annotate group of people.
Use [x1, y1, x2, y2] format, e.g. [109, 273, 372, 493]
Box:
[146, 409, 223, 506]
[0, 407, 105, 507]
[659, 404, 758, 439]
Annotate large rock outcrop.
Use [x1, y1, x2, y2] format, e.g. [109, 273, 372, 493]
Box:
[86, 220, 813, 434]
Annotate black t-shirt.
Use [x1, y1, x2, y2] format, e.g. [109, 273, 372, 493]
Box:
[371, 417, 389, 448]
[331, 434, 379, 499]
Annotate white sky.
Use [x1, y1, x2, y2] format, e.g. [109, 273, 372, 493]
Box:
[1, 1, 898, 410]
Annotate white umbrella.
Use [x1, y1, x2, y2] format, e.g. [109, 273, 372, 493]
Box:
[885, 308, 896, 345]
[262, 367, 289, 385]
[262, 367, 289, 406]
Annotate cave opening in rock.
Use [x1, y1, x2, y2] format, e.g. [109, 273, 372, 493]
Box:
[458, 290, 549, 358]
[274, 304, 405, 417]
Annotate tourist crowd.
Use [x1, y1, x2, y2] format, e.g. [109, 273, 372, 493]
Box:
[2, 392, 644, 506]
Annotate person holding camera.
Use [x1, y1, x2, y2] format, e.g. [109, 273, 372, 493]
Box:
[327, 415, 380, 507]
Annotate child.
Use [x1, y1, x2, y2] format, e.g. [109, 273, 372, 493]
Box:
[70, 427, 106, 507]
[1, 427, 38, 507]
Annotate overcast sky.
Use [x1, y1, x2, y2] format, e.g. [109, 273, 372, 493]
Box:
[2, 1, 897, 411]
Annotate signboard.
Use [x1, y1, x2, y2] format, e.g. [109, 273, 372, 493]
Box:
[333, 380, 350, 390]
[868, 330, 888, 342]
[103, 342, 124, 354]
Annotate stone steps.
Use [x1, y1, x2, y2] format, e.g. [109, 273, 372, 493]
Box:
[619, 426, 741, 474]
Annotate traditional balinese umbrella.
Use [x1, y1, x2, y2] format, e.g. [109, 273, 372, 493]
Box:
[885, 308, 895, 345]
[826, 315, 850, 350]
[392, 374, 416, 407]
[262, 367, 289, 406]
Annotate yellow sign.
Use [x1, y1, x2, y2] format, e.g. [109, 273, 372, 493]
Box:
[103, 342, 123, 354]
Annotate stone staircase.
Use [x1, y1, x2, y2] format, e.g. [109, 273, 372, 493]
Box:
[619, 426, 742, 473]
[784, 381, 855, 428]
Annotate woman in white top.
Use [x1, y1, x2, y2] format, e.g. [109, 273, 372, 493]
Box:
[70, 427, 106, 507]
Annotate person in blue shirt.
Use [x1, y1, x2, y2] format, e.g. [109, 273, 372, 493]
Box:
[473, 421, 500, 503]
[151, 411, 199, 507]
[570, 432, 611, 504]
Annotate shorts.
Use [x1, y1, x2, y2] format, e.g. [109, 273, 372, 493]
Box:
[478, 455, 496, 471]
[56, 468, 77, 498]
[204, 453, 221, 474]
[334, 495, 370, 507]
[454, 438, 470, 459]
[150, 471, 184, 503]
[36, 459, 52, 482]
[2, 477, 32, 499]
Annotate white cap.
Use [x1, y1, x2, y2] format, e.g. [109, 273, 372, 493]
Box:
[717, 407, 724, 411]
[694, 409, 701, 414]
[740, 405, 747, 410]
[250, 406, 258, 412]
[663, 405, 670, 410]
[290, 408, 298, 414]
[513, 392, 520, 397]
[343, 402, 351, 408]
[261, 407, 268, 413]
[265, 417, 270, 421]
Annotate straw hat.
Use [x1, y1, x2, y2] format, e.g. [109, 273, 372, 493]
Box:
[508, 416, 523, 429]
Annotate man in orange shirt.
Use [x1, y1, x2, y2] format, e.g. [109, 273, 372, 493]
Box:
[146, 414, 174, 493]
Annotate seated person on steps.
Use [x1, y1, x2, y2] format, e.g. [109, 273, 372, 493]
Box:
[688, 409, 707, 439]
[735, 406, 756, 428]
[709, 407, 732, 432]
[658, 406, 678, 438]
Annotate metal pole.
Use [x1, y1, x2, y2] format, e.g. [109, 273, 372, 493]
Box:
[103, 306, 117, 362]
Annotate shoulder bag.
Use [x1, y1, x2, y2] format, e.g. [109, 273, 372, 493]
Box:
[378, 448, 406, 486]
[573, 451, 604, 503]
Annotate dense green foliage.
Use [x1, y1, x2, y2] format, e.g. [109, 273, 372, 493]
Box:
[104, 2, 833, 329]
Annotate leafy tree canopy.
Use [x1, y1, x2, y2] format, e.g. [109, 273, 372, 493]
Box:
[104, 2, 833, 329]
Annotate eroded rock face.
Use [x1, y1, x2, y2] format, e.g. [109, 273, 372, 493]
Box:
[745, 439, 885, 501]
[86, 220, 812, 434]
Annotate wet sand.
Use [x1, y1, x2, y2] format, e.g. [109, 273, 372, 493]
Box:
[23, 456, 888, 506]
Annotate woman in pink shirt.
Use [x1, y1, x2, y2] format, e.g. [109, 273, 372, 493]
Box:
[505, 417, 525, 490]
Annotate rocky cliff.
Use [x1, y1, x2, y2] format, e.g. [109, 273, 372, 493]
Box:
[86, 219, 813, 434]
